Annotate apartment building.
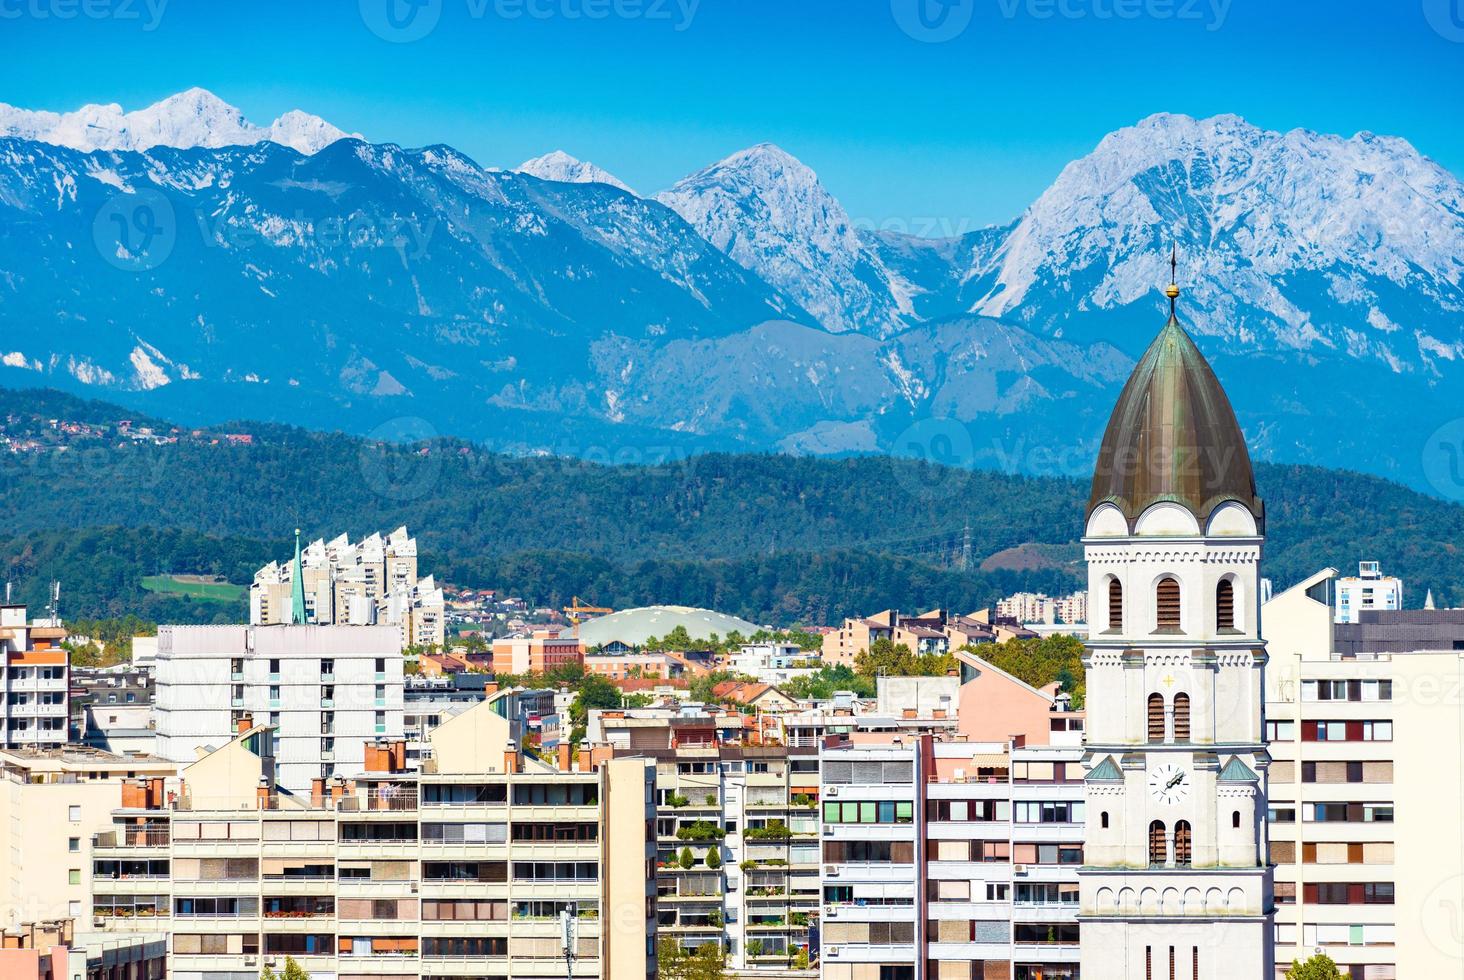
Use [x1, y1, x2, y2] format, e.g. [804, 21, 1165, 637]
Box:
[0, 919, 166, 980]
[1263, 566, 1464, 977]
[92, 692, 658, 980]
[153, 624, 405, 793]
[818, 725, 1086, 980]
[994, 591, 1088, 627]
[0, 747, 177, 930]
[1333, 562, 1404, 625]
[0, 603, 69, 749]
[490, 629, 584, 676]
[251, 527, 446, 648]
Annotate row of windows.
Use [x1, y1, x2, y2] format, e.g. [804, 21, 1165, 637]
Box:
[1302, 679, 1392, 702]
[1270, 841, 1394, 865]
[1302, 720, 1392, 742]
[822, 801, 915, 824]
[1015, 801, 1084, 824]
[1274, 882, 1395, 905]
[1270, 803, 1394, 824]
[1106, 576, 1239, 634]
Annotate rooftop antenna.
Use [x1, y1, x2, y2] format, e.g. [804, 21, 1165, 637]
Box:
[46, 581, 60, 625]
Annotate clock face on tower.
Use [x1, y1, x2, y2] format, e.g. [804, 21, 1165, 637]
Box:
[1148, 762, 1190, 805]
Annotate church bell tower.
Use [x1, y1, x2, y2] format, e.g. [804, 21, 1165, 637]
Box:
[1078, 254, 1275, 979]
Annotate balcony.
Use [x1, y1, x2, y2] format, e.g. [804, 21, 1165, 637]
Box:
[339, 788, 419, 813]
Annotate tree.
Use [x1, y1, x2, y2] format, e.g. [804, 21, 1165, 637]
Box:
[854, 637, 955, 679]
[705, 846, 722, 870]
[568, 673, 624, 743]
[974, 632, 1087, 707]
[678, 846, 696, 869]
[1285, 954, 1344, 980]
[260, 957, 310, 980]
[658, 938, 728, 980]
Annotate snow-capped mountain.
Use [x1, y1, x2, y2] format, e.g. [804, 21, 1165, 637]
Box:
[656, 143, 918, 338]
[0, 88, 356, 155]
[961, 112, 1464, 368]
[1, 103, 1462, 488]
[517, 150, 635, 194]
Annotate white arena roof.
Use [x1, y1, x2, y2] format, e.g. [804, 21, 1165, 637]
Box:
[577, 605, 761, 649]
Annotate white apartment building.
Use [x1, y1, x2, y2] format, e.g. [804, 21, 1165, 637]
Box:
[251, 526, 446, 647]
[818, 733, 1085, 980]
[0, 603, 69, 749]
[1263, 566, 1464, 977]
[1334, 561, 1403, 625]
[995, 592, 1088, 626]
[153, 624, 404, 793]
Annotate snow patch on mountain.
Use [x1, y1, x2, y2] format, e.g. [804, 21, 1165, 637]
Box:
[965, 112, 1464, 365]
[0, 88, 356, 154]
[656, 143, 916, 337]
[516, 150, 634, 193]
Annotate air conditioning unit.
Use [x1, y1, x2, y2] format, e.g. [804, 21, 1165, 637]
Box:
[243, 956, 258, 966]
[826, 786, 838, 796]
[1013, 864, 1029, 876]
[825, 866, 840, 877]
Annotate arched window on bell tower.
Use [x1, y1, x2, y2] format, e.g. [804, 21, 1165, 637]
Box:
[1216, 579, 1236, 632]
[1156, 576, 1182, 632]
[1147, 694, 1165, 743]
[1148, 820, 1167, 866]
[1108, 577, 1124, 632]
[1174, 821, 1193, 866]
[1173, 692, 1190, 742]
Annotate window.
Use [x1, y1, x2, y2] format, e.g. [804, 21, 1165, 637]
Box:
[68, 869, 81, 885]
[1232, 810, 1241, 829]
[1156, 577, 1181, 631]
[1265, 720, 1295, 741]
[68, 806, 81, 822]
[1148, 694, 1166, 743]
[1149, 821, 1166, 866]
[1173, 821, 1192, 867]
[1302, 720, 1392, 742]
[1216, 579, 1235, 630]
[1101, 811, 1109, 829]
[68, 837, 80, 853]
[1173, 693, 1190, 742]
[1301, 680, 1393, 703]
[1108, 578, 1124, 631]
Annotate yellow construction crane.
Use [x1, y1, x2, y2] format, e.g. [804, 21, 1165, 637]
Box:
[562, 596, 613, 626]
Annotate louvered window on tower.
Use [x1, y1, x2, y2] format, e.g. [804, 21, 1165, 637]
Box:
[1156, 577, 1181, 631]
[1148, 821, 1166, 866]
[1216, 579, 1235, 630]
[1108, 578, 1123, 631]
[1173, 693, 1190, 742]
[1147, 694, 1165, 743]
[1174, 820, 1193, 866]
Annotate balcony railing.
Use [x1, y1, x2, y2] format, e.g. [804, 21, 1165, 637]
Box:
[339, 789, 419, 812]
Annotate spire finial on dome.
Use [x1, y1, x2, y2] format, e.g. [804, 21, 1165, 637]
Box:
[1165, 244, 1180, 320]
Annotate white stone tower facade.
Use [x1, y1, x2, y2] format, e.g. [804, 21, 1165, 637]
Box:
[1077, 279, 1275, 979]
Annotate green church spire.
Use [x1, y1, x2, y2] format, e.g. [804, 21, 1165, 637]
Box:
[290, 528, 307, 625]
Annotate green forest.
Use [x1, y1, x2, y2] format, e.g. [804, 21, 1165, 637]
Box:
[2, 386, 1462, 627]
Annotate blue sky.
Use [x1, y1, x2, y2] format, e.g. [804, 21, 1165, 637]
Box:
[3, 0, 1461, 227]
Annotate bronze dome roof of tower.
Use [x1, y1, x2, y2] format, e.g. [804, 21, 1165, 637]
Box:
[1087, 276, 1264, 533]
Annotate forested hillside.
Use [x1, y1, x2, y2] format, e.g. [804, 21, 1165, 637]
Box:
[2, 388, 1460, 625]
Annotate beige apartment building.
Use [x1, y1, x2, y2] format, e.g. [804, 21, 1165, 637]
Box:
[1264, 567, 1463, 977]
[0, 747, 177, 930]
[91, 690, 657, 980]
